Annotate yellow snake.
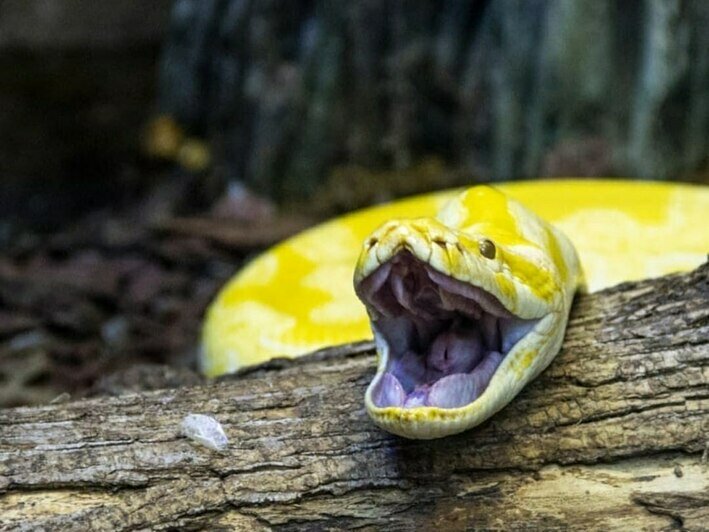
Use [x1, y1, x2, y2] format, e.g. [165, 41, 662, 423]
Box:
[202, 179, 708, 439]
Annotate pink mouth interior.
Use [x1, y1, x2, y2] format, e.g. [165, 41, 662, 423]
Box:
[356, 251, 538, 409]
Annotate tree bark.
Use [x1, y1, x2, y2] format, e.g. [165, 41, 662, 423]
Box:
[1, 264, 707, 530]
[158, 0, 709, 199]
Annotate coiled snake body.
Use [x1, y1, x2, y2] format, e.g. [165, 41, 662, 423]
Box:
[203, 180, 708, 439]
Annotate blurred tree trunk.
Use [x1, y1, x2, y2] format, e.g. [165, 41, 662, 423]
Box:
[159, 0, 709, 199]
[0, 0, 173, 229]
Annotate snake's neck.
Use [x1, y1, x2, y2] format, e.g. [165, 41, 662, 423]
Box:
[358, 251, 542, 409]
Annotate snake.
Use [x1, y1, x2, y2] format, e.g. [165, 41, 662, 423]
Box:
[202, 179, 709, 439]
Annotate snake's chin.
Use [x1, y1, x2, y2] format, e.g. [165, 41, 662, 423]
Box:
[356, 251, 540, 410]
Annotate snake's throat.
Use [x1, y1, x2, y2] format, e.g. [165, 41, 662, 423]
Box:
[356, 251, 539, 410]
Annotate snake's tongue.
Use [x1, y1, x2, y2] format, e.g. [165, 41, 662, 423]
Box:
[376, 351, 503, 409]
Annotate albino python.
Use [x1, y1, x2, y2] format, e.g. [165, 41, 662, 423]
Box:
[202, 179, 708, 439]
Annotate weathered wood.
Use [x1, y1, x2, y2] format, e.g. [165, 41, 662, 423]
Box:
[0, 264, 707, 530]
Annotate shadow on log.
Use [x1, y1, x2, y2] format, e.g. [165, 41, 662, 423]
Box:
[1, 264, 707, 530]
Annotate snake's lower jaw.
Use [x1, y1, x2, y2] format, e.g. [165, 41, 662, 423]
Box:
[357, 250, 552, 439]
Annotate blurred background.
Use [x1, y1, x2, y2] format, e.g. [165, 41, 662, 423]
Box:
[0, 0, 707, 407]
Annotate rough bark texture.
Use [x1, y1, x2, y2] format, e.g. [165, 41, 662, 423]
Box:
[0, 264, 707, 530]
[158, 0, 709, 199]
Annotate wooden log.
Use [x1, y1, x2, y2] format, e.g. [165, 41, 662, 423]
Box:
[0, 264, 707, 530]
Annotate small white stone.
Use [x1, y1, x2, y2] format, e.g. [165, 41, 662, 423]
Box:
[181, 413, 229, 451]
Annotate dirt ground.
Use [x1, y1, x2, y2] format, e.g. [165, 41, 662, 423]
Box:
[0, 172, 317, 408]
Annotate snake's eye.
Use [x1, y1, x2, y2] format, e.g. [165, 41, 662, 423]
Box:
[479, 239, 496, 259]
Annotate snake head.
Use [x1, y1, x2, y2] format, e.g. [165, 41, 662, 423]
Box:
[354, 186, 579, 439]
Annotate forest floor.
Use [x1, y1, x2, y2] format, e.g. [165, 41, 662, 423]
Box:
[0, 172, 317, 408]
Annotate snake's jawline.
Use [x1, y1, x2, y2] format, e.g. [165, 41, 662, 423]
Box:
[365, 311, 564, 440]
[356, 250, 550, 429]
[352, 186, 582, 439]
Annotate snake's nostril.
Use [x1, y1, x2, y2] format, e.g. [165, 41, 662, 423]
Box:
[432, 238, 447, 248]
[367, 237, 378, 248]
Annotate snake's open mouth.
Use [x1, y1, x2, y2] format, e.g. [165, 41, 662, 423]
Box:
[357, 251, 539, 409]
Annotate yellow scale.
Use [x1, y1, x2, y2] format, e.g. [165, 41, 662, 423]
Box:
[202, 179, 709, 376]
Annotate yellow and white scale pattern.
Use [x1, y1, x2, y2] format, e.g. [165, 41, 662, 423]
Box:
[202, 179, 709, 376]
